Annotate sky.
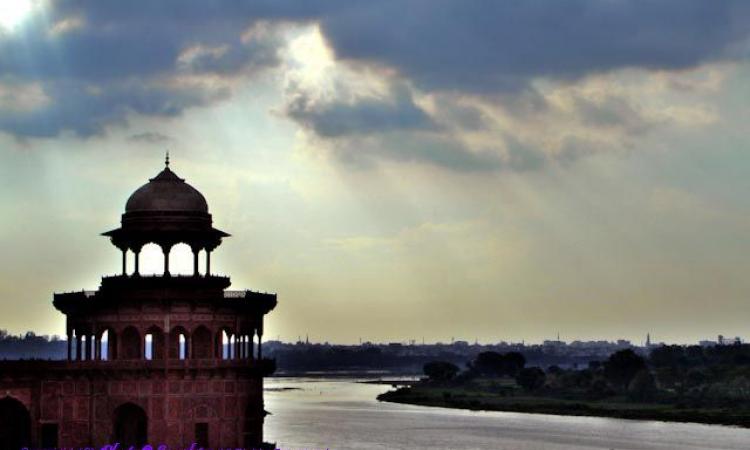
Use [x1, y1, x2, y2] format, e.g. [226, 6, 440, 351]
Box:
[1, 1, 750, 345]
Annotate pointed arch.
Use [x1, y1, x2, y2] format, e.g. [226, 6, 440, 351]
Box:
[144, 325, 165, 360]
[169, 326, 189, 360]
[0, 396, 31, 450]
[113, 402, 147, 447]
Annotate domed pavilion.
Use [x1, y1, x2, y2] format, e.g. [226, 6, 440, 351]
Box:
[0, 156, 277, 449]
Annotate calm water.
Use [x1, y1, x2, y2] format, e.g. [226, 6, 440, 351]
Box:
[264, 378, 750, 450]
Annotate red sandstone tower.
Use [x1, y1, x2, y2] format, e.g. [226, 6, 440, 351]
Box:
[0, 157, 277, 449]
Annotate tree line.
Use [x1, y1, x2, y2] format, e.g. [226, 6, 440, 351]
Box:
[423, 344, 750, 407]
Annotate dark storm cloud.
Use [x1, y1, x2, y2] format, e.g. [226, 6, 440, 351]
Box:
[1, 0, 748, 139]
[320, 0, 750, 92]
[0, 1, 298, 137]
[0, 80, 228, 137]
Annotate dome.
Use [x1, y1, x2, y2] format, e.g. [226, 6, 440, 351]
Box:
[125, 166, 208, 213]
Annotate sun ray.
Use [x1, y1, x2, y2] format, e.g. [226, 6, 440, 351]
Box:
[0, 0, 34, 31]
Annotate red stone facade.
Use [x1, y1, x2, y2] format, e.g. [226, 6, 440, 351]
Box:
[0, 160, 276, 449]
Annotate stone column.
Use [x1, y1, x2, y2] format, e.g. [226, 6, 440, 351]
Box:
[163, 246, 171, 276]
[192, 247, 200, 276]
[76, 334, 82, 361]
[67, 331, 72, 361]
[134, 249, 141, 275]
[206, 251, 211, 276]
[121, 249, 127, 275]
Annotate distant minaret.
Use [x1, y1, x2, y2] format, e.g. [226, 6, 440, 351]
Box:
[646, 333, 651, 347]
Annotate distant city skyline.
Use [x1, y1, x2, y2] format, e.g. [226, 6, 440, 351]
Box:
[1, 326, 743, 349]
[2, 2, 750, 344]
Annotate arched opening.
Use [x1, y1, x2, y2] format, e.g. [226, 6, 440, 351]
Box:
[168, 243, 193, 276]
[192, 326, 212, 359]
[139, 243, 164, 275]
[144, 326, 165, 360]
[100, 330, 109, 360]
[113, 402, 147, 447]
[121, 327, 141, 359]
[197, 249, 207, 275]
[169, 327, 189, 360]
[100, 328, 117, 360]
[126, 250, 136, 276]
[0, 397, 31, 450]
[219, 330, 233, 360]
[215, 328, 233, 360]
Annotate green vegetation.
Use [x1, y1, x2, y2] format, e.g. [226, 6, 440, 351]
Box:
[377, 346, 750, 427]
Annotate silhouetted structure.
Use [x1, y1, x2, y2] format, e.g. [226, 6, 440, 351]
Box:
[0, 157, 277, 447]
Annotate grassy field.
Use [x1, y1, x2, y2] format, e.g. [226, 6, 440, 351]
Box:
[377, 383, 750, 427]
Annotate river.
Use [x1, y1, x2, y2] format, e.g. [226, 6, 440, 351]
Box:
[264, 377, 750, 450]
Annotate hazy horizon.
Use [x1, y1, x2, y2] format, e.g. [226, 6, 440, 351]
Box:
[2, 1, 750, 345]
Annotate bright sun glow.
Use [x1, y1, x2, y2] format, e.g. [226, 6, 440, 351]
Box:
[0, 0, 34, 31]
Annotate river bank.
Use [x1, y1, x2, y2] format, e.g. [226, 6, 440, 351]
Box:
[377, 384, 750, 427]
[264, 378, 750, 449]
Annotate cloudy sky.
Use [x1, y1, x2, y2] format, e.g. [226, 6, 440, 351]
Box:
[1, 0, 750, 344]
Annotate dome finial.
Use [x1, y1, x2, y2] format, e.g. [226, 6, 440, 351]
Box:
[165, 150, 170, 168]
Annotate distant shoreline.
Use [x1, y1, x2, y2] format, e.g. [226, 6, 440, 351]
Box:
[378, 386, 750, 428]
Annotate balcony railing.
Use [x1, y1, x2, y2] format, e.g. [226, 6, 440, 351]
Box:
[0, 357, 276, 374]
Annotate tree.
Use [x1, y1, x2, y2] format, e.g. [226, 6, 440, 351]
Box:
[516, 367, 546, 392]
[473, 351, 506, 377]
[472, 351, 526, 377]
[685, 368, 708, 387]
[604, 349, 647, 389]
[628, 369, 657, 402]
[649, 345, 685, 368]
[423, 361, 460, 382]
[504, 352, 526, 377]
[654, 366, 681, 389]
